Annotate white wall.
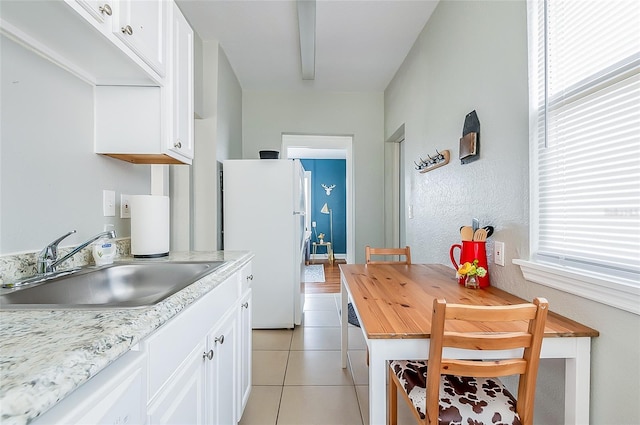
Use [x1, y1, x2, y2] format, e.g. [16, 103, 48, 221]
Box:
[188, 41, 243, 251]
[0, 36, 149, 254]
[384, 1, 639, 423]
[216, 48, 243, 161]
[242, 91, 384, 262]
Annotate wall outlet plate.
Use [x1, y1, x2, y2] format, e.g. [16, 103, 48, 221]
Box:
[120, 194, 131, 219]
[494, 241, 505, 266]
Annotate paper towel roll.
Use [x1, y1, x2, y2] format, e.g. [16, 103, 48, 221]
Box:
[131, 195, 170, 258]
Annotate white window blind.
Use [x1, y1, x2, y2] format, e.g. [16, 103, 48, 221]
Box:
[530, 0, 640, 282]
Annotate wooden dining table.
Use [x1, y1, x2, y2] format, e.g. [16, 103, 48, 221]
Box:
[340, 263, 599, 425]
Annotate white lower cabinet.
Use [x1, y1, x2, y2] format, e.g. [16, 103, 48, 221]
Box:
[145, 264, 252, 425]
[148, 302, 243, 425]
[206, 308, 238, 425]
[237, 288, 252, 418]
[33, 261, 252, 424]
[147, 341, 207, 425]
[32, 350, 146, 425]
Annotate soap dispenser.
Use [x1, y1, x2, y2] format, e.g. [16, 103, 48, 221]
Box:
[93, 224, 116, 266]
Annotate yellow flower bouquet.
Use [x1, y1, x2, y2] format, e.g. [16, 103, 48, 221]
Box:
[456, 259, 487, 278]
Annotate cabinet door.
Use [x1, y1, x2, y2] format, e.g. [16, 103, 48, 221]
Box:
[148, 341, 207, 425]
[169, 2, 194, 160]
[239, 262, 253, 294]
[114, 0, 166, 76]
[73, 0, 113, 27]
[206, 310, 238, 425]
[31, 350, 146, 425]
[237, 289, 252, 420]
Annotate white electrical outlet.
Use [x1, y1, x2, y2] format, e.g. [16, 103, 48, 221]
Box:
[120, 194, 131, 219]
[103, 190, 116, 217]
[312, 221, 316, 228]
[494, 241, 505, 266]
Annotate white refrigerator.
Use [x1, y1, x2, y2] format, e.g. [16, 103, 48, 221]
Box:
[223, 159, 307, 328]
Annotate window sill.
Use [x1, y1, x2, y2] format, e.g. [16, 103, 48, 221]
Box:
[513, 259, 640, 316]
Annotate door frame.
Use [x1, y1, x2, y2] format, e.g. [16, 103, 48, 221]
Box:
[385, 124, 405, 249]
[281, 134, 354, 264]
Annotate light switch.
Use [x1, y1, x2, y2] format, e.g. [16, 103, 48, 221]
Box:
[103, 190, 116, 217]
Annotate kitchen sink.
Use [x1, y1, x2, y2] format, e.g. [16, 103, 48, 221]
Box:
[0, 261, 226, 310]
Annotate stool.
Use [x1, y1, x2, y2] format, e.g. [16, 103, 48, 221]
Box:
[311, 242, 333, 264]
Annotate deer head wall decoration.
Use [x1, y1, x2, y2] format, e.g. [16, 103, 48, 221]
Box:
[321, 184, 336, 196]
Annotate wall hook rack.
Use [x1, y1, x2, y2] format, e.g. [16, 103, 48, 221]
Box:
[415, 149, 450, 173]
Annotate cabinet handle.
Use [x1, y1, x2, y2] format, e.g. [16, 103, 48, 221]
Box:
[214, 335, 225, 345]
[203, 349, 214, 360]
[121, 25, 133, 35]
[246, 274, 253, 281]
[241, 302, 249, 309]
[99, 4, 112, 16]
[174, 140, 182, 149]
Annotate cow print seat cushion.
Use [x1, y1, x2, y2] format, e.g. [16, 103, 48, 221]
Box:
[390, 360, 522, 425]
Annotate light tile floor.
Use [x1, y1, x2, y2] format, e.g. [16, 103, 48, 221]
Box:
[239, 293, 416, 425]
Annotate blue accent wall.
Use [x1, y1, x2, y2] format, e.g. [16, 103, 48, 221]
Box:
[300, 159, 346, 254]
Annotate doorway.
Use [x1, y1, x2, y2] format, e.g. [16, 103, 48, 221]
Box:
[385, 124, 406, 249]
[282, 134, 355, 264]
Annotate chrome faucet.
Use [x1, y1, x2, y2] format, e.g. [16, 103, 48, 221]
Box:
[37, 229, 117, 274]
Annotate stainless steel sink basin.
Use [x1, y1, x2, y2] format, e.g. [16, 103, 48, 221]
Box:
[0, 261, 226, 310]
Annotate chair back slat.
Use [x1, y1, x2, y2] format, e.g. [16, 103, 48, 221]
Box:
[365, 246, 411, 264]
[445, 303, 538, 321]
[444, 332, 533, 351]
[442, 359, 527, 377]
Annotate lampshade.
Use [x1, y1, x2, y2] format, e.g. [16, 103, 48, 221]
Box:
[320, 203, 330, 214]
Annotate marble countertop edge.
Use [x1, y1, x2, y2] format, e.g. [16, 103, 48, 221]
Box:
[0, 251, 253, 425]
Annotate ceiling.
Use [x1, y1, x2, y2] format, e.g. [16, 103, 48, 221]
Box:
[176, 0, 439, 92]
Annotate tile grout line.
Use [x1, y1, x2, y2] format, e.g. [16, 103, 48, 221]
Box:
[247, 292, 366, 425]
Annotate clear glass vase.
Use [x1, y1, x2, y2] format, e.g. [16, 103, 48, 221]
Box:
[464, 275, 479, 289]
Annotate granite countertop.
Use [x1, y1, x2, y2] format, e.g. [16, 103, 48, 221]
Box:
[0, 251, 252, 425]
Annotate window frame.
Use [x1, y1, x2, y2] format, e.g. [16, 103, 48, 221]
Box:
[520, 0, 640, 315]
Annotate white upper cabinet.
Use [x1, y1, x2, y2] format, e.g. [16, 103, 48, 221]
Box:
[168, 2, 194, 160]
[0, 0, 162, 85]
[1, 0, 195, 164]
[74, 0, 114, 28]
[113, 0, 167, 77]
[75, 0, 168, 78]
[94, 3, 194, 165]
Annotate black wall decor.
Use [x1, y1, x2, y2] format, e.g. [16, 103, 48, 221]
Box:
[459, 110, 480, 164]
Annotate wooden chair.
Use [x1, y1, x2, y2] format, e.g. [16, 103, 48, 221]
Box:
[365, 246, 411, 265]
[388, 297, 549, 425]
[361, 245, 412, 365]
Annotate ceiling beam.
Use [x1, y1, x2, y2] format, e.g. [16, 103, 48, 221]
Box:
[296, 0, 316, 80]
